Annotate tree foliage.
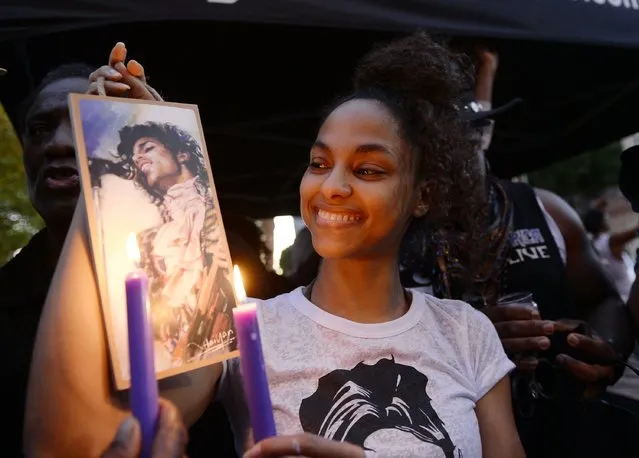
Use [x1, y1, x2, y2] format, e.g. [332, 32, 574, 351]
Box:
[528, 142, 622, 203]
[0, 104, 42, 264]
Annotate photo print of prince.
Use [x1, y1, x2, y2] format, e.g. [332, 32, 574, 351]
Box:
[72, 95, 237, 384]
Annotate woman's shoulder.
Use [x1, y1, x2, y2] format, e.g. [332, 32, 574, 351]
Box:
[249, 287, 304, 314]
[251, 287, 299, 303]
[414, 291, 477, 320]
[413, 291, 498, 337]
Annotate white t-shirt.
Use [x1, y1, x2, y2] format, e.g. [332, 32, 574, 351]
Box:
[217, 288, 514, 457]
[592, 233, 636, 302]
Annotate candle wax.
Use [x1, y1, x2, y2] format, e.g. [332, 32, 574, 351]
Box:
[125, 269, 159, 458]
[232, 302, 276, 442]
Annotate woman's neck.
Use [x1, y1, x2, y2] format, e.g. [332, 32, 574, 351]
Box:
[310, 256, 409, 324]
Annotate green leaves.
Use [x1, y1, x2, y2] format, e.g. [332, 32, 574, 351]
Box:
[528, 143, 622, 202]
[0, 104, 42, 264]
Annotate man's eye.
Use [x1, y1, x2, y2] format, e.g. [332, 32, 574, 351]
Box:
[28, 124, 52, 137]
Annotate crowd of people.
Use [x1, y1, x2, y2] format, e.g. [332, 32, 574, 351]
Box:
[1, 31, 638, 458]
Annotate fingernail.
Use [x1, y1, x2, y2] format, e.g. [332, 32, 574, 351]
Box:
[543, 322, 554, 334]
[556, 354, 567, 363]
[107, 68, 122, 78]
[568, 334, 579, 346]
[159, 401, 178, 427]
[243, 444, 261, 458]
[531, 310, 541, 320]
[116, 41, 126, 48]
[538, 337, 550, 350]
[128, 60, 143, 75]
[115, 416, 136, 445]
[243, 447, 260, 458]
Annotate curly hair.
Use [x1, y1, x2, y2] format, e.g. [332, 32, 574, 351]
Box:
[327, 31, 488, 283]
[115, 121, 209, 206]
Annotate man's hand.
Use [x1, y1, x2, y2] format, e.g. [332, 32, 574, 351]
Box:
[88, 42, 163, 101]
[101, 399, 188, 458]
[244, 433, 364, 458]
[475, 45, 499, 75]
[473, 44, 498, 113]
[483, 305, 555, 370]
[554, 324, 618, 397]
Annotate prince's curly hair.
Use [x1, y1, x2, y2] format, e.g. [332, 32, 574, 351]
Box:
[115, 121, 209, 207]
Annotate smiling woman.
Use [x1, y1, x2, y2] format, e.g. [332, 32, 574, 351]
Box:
[217, 31, 523, 458]
[302, 47, 486, 271]
[302, 101, 414, 260]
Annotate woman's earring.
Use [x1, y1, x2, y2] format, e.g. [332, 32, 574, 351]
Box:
[414, 204, 429, 217]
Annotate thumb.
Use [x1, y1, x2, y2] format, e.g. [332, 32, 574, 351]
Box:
[101, 416, 142, 458]
[152, 399, 189, 458]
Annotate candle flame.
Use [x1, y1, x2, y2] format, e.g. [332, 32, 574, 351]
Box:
[126, 233, 141, 266]
[233, 265, 247, 303]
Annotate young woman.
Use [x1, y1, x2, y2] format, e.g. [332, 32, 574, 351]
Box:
[25, 36, 524, 457]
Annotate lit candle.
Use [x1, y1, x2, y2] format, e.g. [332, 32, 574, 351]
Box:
[232, 265, 277, 442]
[125, 234, 159, 458]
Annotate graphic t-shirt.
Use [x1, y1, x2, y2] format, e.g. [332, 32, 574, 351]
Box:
[217, 288, 514, 458]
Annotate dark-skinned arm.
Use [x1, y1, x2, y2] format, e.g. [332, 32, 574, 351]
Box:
[474, 46, 498, 103]
[25, 202, 220, 457]
[536, 188, 635, 374]
[474, 46, 498, 152]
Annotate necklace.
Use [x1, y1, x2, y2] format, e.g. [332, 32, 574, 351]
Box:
[435, 179, 514, 307]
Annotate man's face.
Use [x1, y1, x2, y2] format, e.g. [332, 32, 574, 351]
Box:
[22, 77, 88, 227]
[132, 137, 183, 192]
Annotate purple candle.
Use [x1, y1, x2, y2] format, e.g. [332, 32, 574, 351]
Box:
[125, 234, 159, 458]
[232, 266, 277, 442]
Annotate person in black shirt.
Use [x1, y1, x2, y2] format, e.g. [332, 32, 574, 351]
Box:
[3, 60, 170, 457]
[2, 57, 237, 457]
[0, 63, 93, 457]
[404, 48, 636, 457]
[17, 44, 264, 458]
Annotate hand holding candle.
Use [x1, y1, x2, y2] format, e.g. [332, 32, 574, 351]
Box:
[125, 233, 159, 458]
[232, 265, 277, 442]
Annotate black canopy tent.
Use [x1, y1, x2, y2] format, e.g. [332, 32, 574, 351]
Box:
[3, 0, 639, 46]
[1, 0, 639, 218]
